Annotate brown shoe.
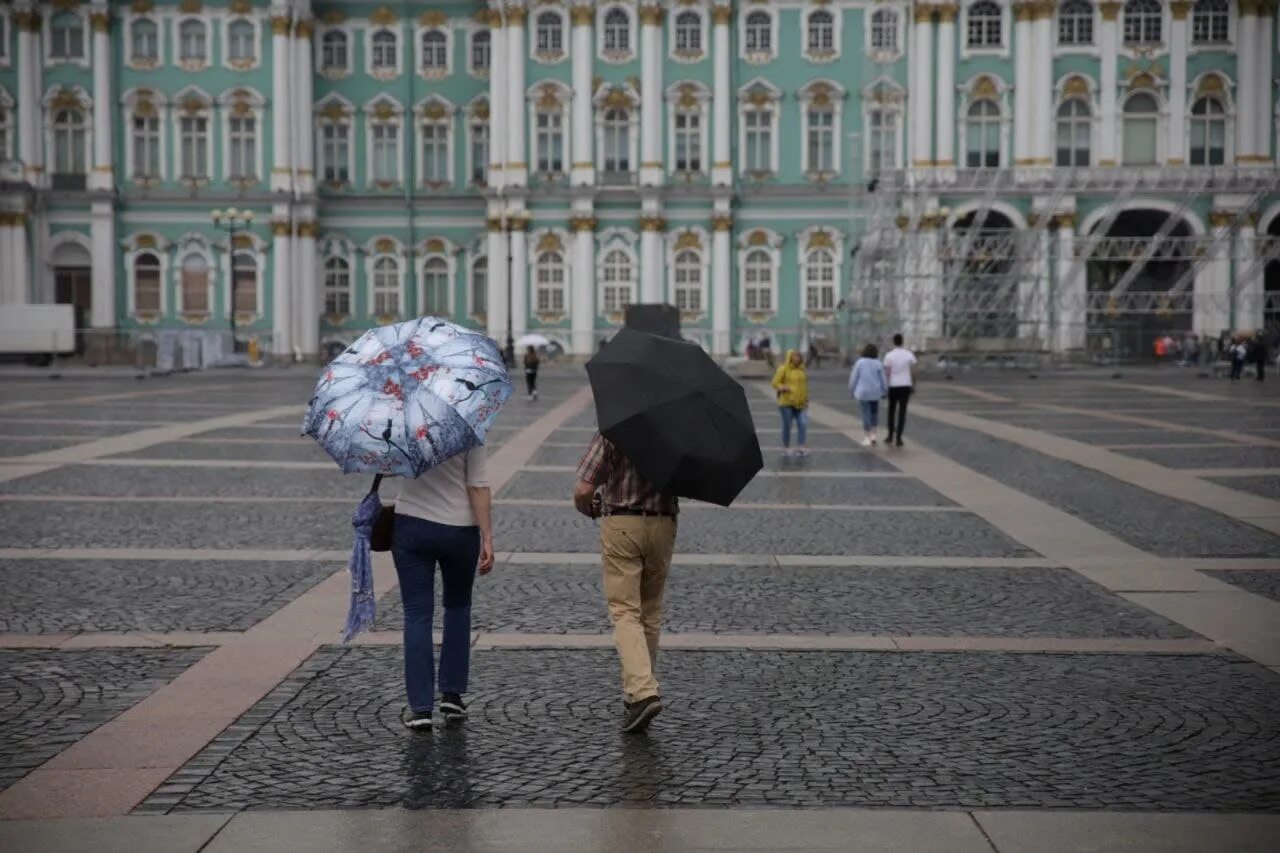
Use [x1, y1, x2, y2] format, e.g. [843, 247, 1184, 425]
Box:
[621, 696, 662, 733]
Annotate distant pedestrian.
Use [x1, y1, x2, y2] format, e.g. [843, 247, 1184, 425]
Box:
[806, 341, 822, 368]
[523, 346, 540, 400]
[1229, 337, 1247, 382]
[771, 349, 809, 458]
[882, 333, 917, 447]
[849, 343, 888, 447]
[573, 434, 678, 733]
[1249, 334, 1268, 383]
[393, 447, 495, 730]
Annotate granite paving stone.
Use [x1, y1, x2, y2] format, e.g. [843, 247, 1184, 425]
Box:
[148, 647, 1280, 812]
[0, 560, 339, 633]
[0, 422, 155, 438]
[528, 443, 900, 473]
[373, 564, 1193, 638]
[1202, 570, 1280, 604]
[1205, 477, 1280, 501]
[0, 465, 368, 499]
[0, 439, 92, 457]
[1113, 446, 1280, 471]
[0, 648, 209, 792]
[493, 505, 1038, 557]
[107, 439, 333, 463]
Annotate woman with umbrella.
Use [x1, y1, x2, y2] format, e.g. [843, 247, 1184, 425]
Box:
[303, 318, 511, 731]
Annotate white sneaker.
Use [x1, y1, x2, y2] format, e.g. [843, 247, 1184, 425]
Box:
[795, 448, 809, 458]
[861, 437, 872, 447]
[782, 448, 793, 458]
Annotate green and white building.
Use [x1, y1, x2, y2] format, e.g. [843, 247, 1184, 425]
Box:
[0, 0, 1277, 359]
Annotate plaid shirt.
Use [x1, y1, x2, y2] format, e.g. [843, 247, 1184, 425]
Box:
[575, 433, 678, 516]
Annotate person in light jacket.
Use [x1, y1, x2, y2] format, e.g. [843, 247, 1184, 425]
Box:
[849, 343, 889, 447]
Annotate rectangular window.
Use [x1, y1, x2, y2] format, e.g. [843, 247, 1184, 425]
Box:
[1122, 118, 1157, 165]
[371, 123, 399, 183]
[321, 124, 350, 182]
[471, 122, 488, 183]
[536, 112, 564, 172]
[868, 110, 897, 172]
[228, 116, 256, 180]
[807, 109, 834, 172]
[179, 116, 209, 179]
[180, 23, 207, 61]
[674, 112, 701, 172]
[745, 110, 773, 172]
[132, 115, 161, 178]
[422, 123, 448, 182]
[51, 16, 85, 59]
[603, 116, 629, 173]
[131, 20, 159, 62]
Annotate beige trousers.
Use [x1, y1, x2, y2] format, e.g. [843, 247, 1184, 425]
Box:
[600, 515, 677, 703]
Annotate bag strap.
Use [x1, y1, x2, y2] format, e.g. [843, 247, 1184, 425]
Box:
[369, 474, 383, 495]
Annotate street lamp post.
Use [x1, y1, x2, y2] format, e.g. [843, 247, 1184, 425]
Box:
[211, 207, 254, 352]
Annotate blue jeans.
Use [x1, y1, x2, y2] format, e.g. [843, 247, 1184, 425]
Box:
[859, 400, 880, 431]
[391, 514, 480, 713]
[779, 406, 807, 447]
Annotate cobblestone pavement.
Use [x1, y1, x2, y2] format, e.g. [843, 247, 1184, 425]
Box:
[1203, 570, 1280, 603]
[374, 564, 1192, 638]
[1205, 477, 1280, 501]
[146, 646, 1280, 812]
[0, 648, 209, 791]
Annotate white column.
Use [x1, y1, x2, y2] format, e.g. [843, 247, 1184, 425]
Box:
[639, 4, 664, 186]
[1195, 216, 1231, 335]
[711, 213, 732, 354]
[88, 6, 113, 192]
[88, 202, 115, 328]
[1033, 4, 1054, 166]
[1255, 7, 1275, 163]
[1098, 3, 1120, 164]
[16, 5, 44, 183]
[934, 5, 957, 169]
[485, 214, 509, 344]
[269, 9, 293, 193]
[0, 213, 31, 305]
[570, 4, 594, 186]
[919, 224, 944, 342]
[270, 213, 294, 357]
[509, 217, 528, 339]
[639, 213, 663, 303]
[570, 215, 595, 355]
[295, 215, 318, 357]
[711, 4, 732, 185]
[1236, 3, 1258, 162]
[1055, 216, 1085, 350]
[506, 5, 528, 187]
[487, 12, 507, 190]
[1235, 221, 1263, 330]
[1013, 2, 1034, 167]
[1166, 3, 1189, 164]
[910, 5, 934, 168]
[294, 16, 316, 195]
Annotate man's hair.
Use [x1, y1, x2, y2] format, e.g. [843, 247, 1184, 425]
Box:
[893, 333, 904, 346]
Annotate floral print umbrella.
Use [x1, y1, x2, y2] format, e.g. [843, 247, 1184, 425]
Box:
[303, 317, 511, 477]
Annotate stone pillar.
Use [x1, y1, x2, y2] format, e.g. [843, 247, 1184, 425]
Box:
[269, 9, 293, 193]
[1013, 2, 1034, 168]
[711, 213, 732, 355]
[1254, 3, 1275, 163]
[1053, 214, 1085, 350]
[1166, 1, 1190, 165]
[15, 5, 44, 184]
[1237, 2, 1258, 162]
[487, 11, 507, 190]
[0, 212, 30, 305]
[485, 213, 509, 344]
[639, 212, 665, 303]
[89, 202, 115, 328]
[508, 214, 529, 340]
[1033, 1, 1054, 167]
[910, 5, 934, 168]
[1097, 3, 1120, 165]
[934, 5, 957, 170]
[295, 216, 319, 357]
[1196, 212, 1232, 335]
[89, 6, 114, 192]
[711, 4, 732, 186]
[270, 214, 294, 356]
[570, 4, 594, 186]
[918, 219, 944, 342]
[1235, 218, 1264, 331]
[505, 4, 528, 187]
[294, 16, 316, 195]
[639, 3, 664, 186]
[569, 214, 596, 355]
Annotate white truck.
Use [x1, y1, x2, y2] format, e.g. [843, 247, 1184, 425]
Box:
[0, 304, 76, 365]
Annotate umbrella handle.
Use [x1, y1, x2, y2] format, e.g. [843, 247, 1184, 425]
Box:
[368, 474, 383, 495]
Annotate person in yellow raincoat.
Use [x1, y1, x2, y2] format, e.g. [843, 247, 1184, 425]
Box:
[771, 349, 809, 458]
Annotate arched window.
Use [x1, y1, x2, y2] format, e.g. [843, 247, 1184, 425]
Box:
[807, 105, 835, 173]
[131, 109, 161, 179]
[1123, 0, 1161, 45]
[870, 9, 898, 51]
[603, 7, 630, 53]
[601, 249, 633, 314]
[1188, 96, 1226, 165]
[227, 19, 256, 63]
[232, 251, 257, 315]
[180, 253, 209, 314]
[0, 107, 11, 161]
[371, 29, 397, 71]
[1058, 1, 1094, 45]
[808, 10, 835, 53]
[743, 249, 773, 313]
[134, 252, 162, 315]
[52, 108, 87, 176]
[536, 12, 563, 56]
[323, 256, 351, 315]
[372, 256, 401, 317]
[1122, 92, 1159, 165]
[745, 11, 772, 53]
[868, 107, 899, 172]
[421, 30, 447, 72]
[536, 251, 567, 314]
[228, 113, 257, 180]
[536, 107, 565, 173]
[322, 30, 348, 70]
[51, 12, 85, 60]
[471, 257, 488, 318]
[471, 30, 490, 72]
[805, 249, 837, 313]
[603, 108, 630, 173]
[421, 113, 450, 183]
[965, 99, 1001, 167]
[967, 2, 1003, 47]
[179, 19, 207, 62]
[421, 257, 449, 315]
[1055, 98, 1091, 166]
[675, 11, 701, 53]
[674, 250, 702, 313]
[1192, 0, 1229, 44]
[130, 18, 159, 63]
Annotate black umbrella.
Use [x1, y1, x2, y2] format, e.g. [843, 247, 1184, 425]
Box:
[585, 327, 763, 506]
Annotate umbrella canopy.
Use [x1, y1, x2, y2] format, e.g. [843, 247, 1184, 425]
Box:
[303, 317, 511, 477]
[586, 327, 762, 506]
[516, 333, 552, 349]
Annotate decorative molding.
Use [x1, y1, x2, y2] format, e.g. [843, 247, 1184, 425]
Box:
[271, 221, 292, 237]
[639, 4, 665, 26]
[369, 6, 398, 26]
[639, 216, 668, 233]
[1170, 1, 1192, 20]
[419, 10, 448, 27]
[712, 4, 732, 26]
[1099, 2, 1122, 21]
[570, 5, 594, 26]
[179, 0, 202, 13]
[1208, 210, 1235, 229]
[711, 215, 734, 233]
[569, 216, 598, 232]
[90, 12, 111, 33]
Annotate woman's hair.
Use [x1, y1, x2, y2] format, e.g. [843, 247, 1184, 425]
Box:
[526, 345, 537, 355]
[862, 344, 878, 359]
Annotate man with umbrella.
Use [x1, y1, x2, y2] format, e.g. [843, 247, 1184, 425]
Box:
[573, 327, 763, 734]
